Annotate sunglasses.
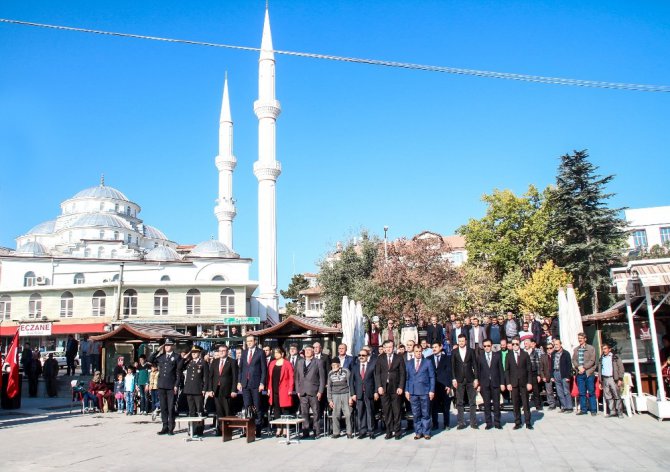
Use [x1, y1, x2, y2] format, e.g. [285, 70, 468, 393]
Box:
[358, 355, 367, 358]
[483, 345, 492, 348]
[512, 343, 520, 346]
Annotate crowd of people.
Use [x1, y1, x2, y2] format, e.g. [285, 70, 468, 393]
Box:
[65, 312, 648, 441]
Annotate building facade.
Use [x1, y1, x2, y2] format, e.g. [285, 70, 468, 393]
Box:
[624, 206, 670, 252]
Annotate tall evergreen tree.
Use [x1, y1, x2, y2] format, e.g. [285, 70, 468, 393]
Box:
[280, 274, 310, 318]
[548, 150, 626, 314]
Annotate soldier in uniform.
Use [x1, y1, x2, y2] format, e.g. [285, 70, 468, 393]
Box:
[183, 345, 209, 432]
[150, 338, 183, 435]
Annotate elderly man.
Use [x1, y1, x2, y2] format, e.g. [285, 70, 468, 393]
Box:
[573, 332, 597, 416]
[505, 337, 533, 430]
[426, 315, 446, 347]
[552, 339, 573, 412]
[336, 343, 354, 370]
[374, 340, 407, 440]
[382, 319, 399, 346]
[598, 342, 624, 418]
[295, 345, 326, 438]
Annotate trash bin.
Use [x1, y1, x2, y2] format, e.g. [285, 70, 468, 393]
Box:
[1, 373, 23, 409]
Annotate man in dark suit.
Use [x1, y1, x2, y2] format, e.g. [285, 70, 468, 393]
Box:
[451, 334, 479, 429]
[405, 344, 435, 440]
[313, 341, 330, 430]
[294, 345, 326, 438]
[505, 336, 533, 430]
[426, 315, 445, 347]
[335, 343, 354, 370]
[207, 344, 238, 436]
[374, 340, 407, 440]
[150, 338, 183, 435]
[236, 335, 267, 429]
[350, 348, 378, 439]
[477, 338, 504, 429]
[429, 342, 453, 430]
[450, 320, 469, 346]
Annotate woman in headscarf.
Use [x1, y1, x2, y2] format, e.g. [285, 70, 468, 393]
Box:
[90, 371, 113, 412]
[112, 356, 127, 380]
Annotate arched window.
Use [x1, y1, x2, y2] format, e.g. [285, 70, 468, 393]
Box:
[154, 289, 168, 316]
[160, 275, 171, 281]
[97, 247, 104, 258]
[126, 206, 131, 215]
[126, 234, 132, 244]
[220, 288, 235, 315]
[212, 275, 225, 281]
[92, 290, 106, 316]
[186, 289, 201, 316]
[74, 273, 85, 284]
[99, 202, 104, 211]
[60, 291, 74, 318]
[24, 271, 36, 287]
[123, 289, 138, 317]
[111, 249, 118, 259]
[99, 230, 105, 239]
[28, 293, 41, 318]
[113, 231, 119, 241]
[0, 295, 11, 320]
[84, 248, 91, 258]
[114, 203, 119, 213]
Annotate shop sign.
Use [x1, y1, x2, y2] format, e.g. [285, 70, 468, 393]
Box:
[19, 322, 52, 337]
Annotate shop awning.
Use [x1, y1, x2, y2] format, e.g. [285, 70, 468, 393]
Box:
[0, 322, 107, 336]
[90, 322, 189, 342]
[247, 315, 341, 338]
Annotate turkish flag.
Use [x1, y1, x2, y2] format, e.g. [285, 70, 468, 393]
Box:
[6, 328, 20, 398]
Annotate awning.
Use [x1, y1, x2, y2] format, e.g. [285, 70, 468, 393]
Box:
[91, 322, 190, 342]
[248, 315, 341, 338]
[0, 322, 107, 336]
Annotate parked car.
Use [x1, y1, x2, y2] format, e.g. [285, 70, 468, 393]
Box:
[40, 350, 80, 370]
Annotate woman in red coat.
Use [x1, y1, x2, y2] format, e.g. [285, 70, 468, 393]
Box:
[267, 346, 295, 437]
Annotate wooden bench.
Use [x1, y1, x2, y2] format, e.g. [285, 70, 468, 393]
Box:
[220, 416, 256, 443]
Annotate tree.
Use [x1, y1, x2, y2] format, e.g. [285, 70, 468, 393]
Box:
[318, 232, 380, 324]
[548, 150, 626, 314]
[373, 235, 460, 322]
[517, 261, 573, 318]
[457, 185, 555, 280]
[453, 263, 498, 316]
[280, 274, 310, 318]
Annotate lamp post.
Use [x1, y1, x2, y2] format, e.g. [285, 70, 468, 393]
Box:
[383, 226, 389, 262]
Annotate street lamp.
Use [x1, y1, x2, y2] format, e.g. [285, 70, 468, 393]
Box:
[383, 226, 389, 262]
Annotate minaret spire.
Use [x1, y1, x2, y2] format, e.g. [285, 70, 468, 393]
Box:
[214, 73, 237, 249]
[254, 6, 281, 324]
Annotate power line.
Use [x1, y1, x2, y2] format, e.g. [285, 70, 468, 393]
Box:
[1, 17, 669, 93]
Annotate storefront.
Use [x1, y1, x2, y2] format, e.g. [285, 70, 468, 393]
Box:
[0, 321, 108, 353]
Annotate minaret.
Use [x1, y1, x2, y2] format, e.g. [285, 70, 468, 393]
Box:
[214, 74, 237, 249]
[253, 7, 281, 323]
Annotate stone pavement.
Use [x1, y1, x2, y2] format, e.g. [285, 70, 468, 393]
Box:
[1, 395, 667, 472]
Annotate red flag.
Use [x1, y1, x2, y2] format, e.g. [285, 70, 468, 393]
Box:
[6, 328, 20, 398]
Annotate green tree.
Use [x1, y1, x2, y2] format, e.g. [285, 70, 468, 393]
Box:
[453, 263, 498, 316]
[280, 274, 310, 318]
[517, 261, 573, 318]
[548, 150, 626, 314]
[318, 232, 380, 324]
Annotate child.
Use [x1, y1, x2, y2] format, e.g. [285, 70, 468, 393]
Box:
[124, 366, 136, 415]
[149, 363, 160, 412]
[114, 373, 125, 413]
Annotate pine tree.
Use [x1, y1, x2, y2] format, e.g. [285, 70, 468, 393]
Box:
[548, 150, 626, 314]
[280, 274, 310, 318]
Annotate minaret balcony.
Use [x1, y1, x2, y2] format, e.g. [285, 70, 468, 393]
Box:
[253, 161, 282, 181]
[254, 99, 281, 119]
[215, 155, 237, 170]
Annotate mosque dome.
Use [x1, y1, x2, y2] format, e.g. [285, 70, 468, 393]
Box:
[189, 240, 238, 258]
[67, 213, 133, 230]
[145, 245, 181, 262]
[71, 185, 129, 202]
[16, 241, 49, 256]
[27, 220, 56, 235]
[143, 225, 168, 240]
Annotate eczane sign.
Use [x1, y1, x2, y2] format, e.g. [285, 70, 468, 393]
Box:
[19, 322, 52, 337]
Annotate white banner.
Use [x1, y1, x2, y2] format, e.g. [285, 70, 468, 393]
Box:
[19, 322, 52, 337]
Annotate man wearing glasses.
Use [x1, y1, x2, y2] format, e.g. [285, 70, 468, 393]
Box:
[350, 349, 378, 438]
[477, 339, 504, 429]
[505, 337, 533, 430]
[540, 342, 557, 410]
[451, 334, 479, 430]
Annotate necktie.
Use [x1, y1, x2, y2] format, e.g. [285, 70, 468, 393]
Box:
[515, 352, 519, 363]
[487, 353, 491, 367]
[387, 355, 392, 368]
[361, 364, 367, 393]
[415, 359, 420, 372]
[219, 358, 224, 375]
[435, 355, 440, 368]
[247, 349, 252, 365]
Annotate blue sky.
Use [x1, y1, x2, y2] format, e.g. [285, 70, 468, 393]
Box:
[1, 1, 668, 300]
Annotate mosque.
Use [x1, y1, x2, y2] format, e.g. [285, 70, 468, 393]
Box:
[0, 9, 281, 348]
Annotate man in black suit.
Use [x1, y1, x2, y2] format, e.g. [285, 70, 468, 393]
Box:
[236, 335, 267, 429]
[294, 345, 326, 438]
[429, 342, 453, 430]
[350, 348, 378, 439]
[477, 338, 504, 429]
[207, 345, 238, 436]
[426, 315, 445, 347]
[450, 320, 469, 346]
[374, 340, 407, 440]
[505, 336, 533, 430]
[313, 341, 330, 431]
[451, 334, 479, 429]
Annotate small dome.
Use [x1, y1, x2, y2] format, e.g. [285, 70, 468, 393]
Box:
[72, 185, 129, 202]
[143, 224, 168, 240]
[145, 246, 181, 262]
[189, 240, 238, 258]
[68, 213, 133, 230]
[27, 220, 56, 235]
[16, 241, 48, 256]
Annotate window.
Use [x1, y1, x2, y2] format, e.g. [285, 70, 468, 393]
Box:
[632, 230, 648, 249]
[114, 203, 119, 212]
[29, 293, 42, 318]
[220, 288, 234, 315]
[92, 290, 106, 316]
[0, 295, 10, 320]
[127, 234, 132, 244]
[309, 300, 323, 312]
[160, 275, 171, 281]
[661, 227, 670, 245]
[113, 231, 119, 241]
[99, 230, 105, 239]
[154, 289, 169, 316]
[186, 289, 201, 315]
[60, 291, 74, 318]
[97, 247, 104, 258]
[84, 248, 91, 257]
[111, 273, 119, 282]
[24, 271, 36, 287]
[126, 206, 131, 216]
[99, 202, 104, 211]
[212, 275, 225, 281]
[74, 273, 85, 284]
[123, 289, 138, 317]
